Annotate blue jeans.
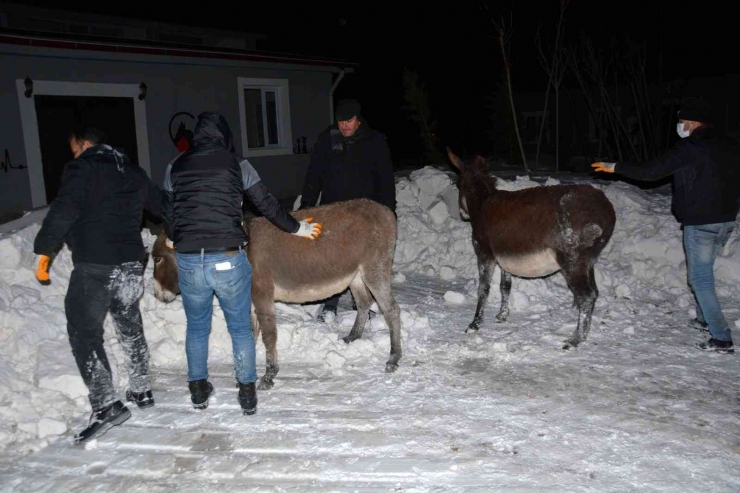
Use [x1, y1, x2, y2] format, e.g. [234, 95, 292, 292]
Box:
[176, 249, 257, 384]
[683, 222, 735, 342]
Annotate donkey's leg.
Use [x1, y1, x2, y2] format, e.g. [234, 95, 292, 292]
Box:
[343, 274, 372, 344]
[250, 303, 260, 341]
[252, 275, 278, 390]
[495, 268, 512, 322]
[581, 265, 599, 341]
[559, 259, 597, 350]
[255, 300, 279, 390]
[468, 257, 495, 332]
[362, 267, 403, 373]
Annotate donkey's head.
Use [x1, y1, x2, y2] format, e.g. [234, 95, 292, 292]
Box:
[446, 147, 497, 221]
[151, 230, 180, 303]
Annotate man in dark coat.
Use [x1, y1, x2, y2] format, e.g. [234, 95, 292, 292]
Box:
[593, 97, 740, 354]
[33, 127, 162, 444]
[298, 98, 397, 320]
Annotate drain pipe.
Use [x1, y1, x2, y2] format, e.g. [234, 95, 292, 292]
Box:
[329, 69, 346, 125]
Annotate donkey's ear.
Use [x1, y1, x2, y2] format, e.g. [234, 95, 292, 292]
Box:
[153, 230, 176, 254]
[473, 155, 488, 168]
[154, 229, 173, 249]
[446, 147, 464, 171]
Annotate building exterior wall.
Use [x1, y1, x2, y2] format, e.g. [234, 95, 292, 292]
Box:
[0, 42, 344, 212]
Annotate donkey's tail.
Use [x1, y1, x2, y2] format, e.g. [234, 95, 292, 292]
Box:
[581, 223, 604, 247]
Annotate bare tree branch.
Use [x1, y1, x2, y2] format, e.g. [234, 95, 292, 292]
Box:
[479, 0, 528, 170]
[534, 0, 569, 170]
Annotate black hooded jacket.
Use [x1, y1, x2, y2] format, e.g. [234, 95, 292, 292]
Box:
[162, 112, 299, 252]
[617, 125, 740, 225]
[34, 144, 162, 264]
[300, 120, 396, 213]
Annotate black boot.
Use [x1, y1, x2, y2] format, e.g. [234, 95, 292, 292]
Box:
[74, 400, 131, 444]
[237, 381, 257, 415]
[696, 338, 734, 354]
[126, 389, 154, 409]
[188, 379, 214, 410]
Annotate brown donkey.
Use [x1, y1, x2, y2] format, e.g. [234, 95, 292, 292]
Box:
[151, 198, 402, 389]
[446, 148, 616, 349]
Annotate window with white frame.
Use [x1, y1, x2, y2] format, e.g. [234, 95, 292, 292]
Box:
[237, 77, 293, 157]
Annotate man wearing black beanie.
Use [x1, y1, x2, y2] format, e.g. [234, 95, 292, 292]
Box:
[299, 98, 397, 321]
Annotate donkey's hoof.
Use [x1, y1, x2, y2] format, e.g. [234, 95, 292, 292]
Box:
[385, 362, 399, 373]
[562, 339, 580, 350]
[465, 323, 480, 333]
[257, 379, 274, 391]
[342, 335, 358, 344]
[495, 312, 509, 323]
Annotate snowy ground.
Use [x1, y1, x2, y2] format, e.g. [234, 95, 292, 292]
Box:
[1, 166, 739, 492]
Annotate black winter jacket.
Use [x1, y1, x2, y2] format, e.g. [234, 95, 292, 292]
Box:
[300, 121, 396, 213]
[34, 145, 162, 265]
[617, 126, 740, 225]
[162, 112, 299, 252]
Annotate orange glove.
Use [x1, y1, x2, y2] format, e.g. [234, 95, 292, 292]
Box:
[35, 255, 51, 284]
[292, 217, 322, 239]
[591, 162, 616, 173]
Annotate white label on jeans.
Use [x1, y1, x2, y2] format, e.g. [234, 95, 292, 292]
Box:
[215, 261, 233, 271]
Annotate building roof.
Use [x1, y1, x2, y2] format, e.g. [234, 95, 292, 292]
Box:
[0, 27, 358, 70]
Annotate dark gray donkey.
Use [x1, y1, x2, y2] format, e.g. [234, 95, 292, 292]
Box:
[446, 148, 616, 349]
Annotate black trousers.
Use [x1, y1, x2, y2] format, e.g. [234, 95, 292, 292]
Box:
[322, 289, 360, 311]
[65, 260, 150, 411]
[322, 291, 342, 311]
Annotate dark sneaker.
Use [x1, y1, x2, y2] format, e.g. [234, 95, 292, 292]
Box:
[126, 389, 154, 409]
[689, 318, 709, 333]
[188, 379, 214, 409]
[237, 381, 258, 415]
[696, 338, 734, 354]
[74, 400, 131, 444]
[317, 305, 337, 322]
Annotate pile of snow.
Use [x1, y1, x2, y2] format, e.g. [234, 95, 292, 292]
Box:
[0, 223, 432, 451]
[1, 167, 739, 452]
[393, 166, 740, 311]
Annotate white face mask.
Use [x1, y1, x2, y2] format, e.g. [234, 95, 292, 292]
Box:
[676, 122, 691, 138]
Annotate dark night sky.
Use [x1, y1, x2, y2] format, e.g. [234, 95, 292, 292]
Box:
[14, 1, 737, 160]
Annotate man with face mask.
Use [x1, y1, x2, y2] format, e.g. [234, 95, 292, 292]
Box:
[592, 97, 740, 354]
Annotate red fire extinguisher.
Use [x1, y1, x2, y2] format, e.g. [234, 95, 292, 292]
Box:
[169, 112, 194, 152]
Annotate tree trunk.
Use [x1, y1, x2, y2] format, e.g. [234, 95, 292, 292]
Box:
[535, 81, 552, 168]
[500, 35, 528, 171]
[555, 85, 560, 171]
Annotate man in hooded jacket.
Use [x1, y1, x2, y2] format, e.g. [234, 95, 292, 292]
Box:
[298, 98, 396, 321]
[162, 112, 321, 415]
